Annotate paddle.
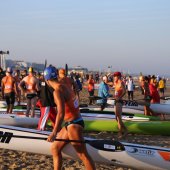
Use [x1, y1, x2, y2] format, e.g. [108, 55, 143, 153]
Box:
[44, 59, 47, 69]
[65, 63, 68, 77]
[89, 96, 150, 107]
[0, 131, 125, 152]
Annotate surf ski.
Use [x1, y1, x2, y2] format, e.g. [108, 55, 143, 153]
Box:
[0, 125, 170, 170]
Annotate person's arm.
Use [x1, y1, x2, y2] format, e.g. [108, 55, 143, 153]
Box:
[18, 78, 26, 93]
[35, 78, 40, 93]
[47, 86, 65, 142]
[13, 79, 18, 96]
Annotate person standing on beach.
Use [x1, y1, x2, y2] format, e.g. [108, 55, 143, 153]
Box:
[19, 67, 40, 117]
[14, 69, 21, 105]
[158, 77, 165, 97]
[87, 74, 95, 105]
[126, 75, 134, 100]
[113, 72, 128, 139]
[44, 66, 95, 170]
[97, 75, 112, 111]
[140, 76, 154, 116]
[1, 67, 18, 113]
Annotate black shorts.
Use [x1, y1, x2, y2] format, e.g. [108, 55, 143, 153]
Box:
[65, 117, 84, 130]
[159, 88, 164, 93]
[5, 92, 15, 105]
[26, 93, 37, 99]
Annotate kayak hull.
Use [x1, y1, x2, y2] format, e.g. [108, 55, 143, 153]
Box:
[84, 120, 170, 135]
[0, 125, 170, 170]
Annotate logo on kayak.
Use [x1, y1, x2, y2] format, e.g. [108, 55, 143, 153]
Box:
[127, 147, 155, 156]
[104, 144, 115, 150]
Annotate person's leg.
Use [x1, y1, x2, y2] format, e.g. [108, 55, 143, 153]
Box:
[9, 92, 15, 113]
[67, 124, 95, 170]
[30, 96, 37, 117]
[115, 103, 127, 138]
[128, 91, 130, 100]
[89, 91, 93, 105]
[17, 90, 21, 105]
[131, 91, 134, 100]
[26, 98, 31, 117]
[51, 127, 68, 170]
[5, 94, 10, 113]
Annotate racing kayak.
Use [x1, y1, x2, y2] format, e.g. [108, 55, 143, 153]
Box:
[80, 105, 144, 114]
[107, 99, 170, 114]
[80, 109, 160, 121]
[81, 113, 160, 121]
[84, 119, 170, 135]
[0, 125, 170, 170]
[0, 114, 39, 127]
[0, 112, 152, 129]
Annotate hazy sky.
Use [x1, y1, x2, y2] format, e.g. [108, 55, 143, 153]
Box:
[1, 0, 170, 75]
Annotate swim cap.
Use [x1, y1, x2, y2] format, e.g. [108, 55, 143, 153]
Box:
[113, 72, 121, 77]
[6, 67, 13, 73]
[44, 66, 57, 80]
[28, 67, 34, 73]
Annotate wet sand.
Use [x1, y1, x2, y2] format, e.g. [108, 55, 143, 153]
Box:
[1, 82, 170, 169]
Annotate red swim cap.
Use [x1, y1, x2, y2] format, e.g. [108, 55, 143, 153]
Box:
[113, 72, 121, 77]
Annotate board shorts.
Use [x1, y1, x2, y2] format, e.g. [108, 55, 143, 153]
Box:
[65, 117, 84, 130]
[5, 92, 15, 105]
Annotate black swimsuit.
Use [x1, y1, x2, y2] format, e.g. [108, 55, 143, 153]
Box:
[65, 117, 84, 130]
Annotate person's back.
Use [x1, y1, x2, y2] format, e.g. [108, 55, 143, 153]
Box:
[1, 67, 18, 113]
[2, 75, 16, 94]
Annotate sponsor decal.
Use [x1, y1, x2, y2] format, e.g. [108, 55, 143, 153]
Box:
[104, 144, 115, 150]
[127, 147, 155, 157]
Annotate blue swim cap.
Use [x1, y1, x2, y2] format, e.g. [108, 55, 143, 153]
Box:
[44, 66, 57, 80]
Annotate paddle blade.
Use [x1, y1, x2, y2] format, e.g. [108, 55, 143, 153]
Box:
[86, 139, 125, 152]
[0, 131, 13, 143]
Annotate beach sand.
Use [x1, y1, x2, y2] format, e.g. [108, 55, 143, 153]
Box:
[1, 81, 170, 170]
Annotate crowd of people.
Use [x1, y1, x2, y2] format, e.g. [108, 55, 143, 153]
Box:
[0, 65, 168, 169]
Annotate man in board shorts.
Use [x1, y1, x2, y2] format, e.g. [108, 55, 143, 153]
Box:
[1, 67, 18, 113]
[44, 66, 95, 170]
[19, 67, 40, 117]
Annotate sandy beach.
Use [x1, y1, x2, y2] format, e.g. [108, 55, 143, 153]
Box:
[1, 81, 170, 170]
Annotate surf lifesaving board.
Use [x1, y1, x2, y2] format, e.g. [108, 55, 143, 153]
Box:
[0, 125, 169, 170]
